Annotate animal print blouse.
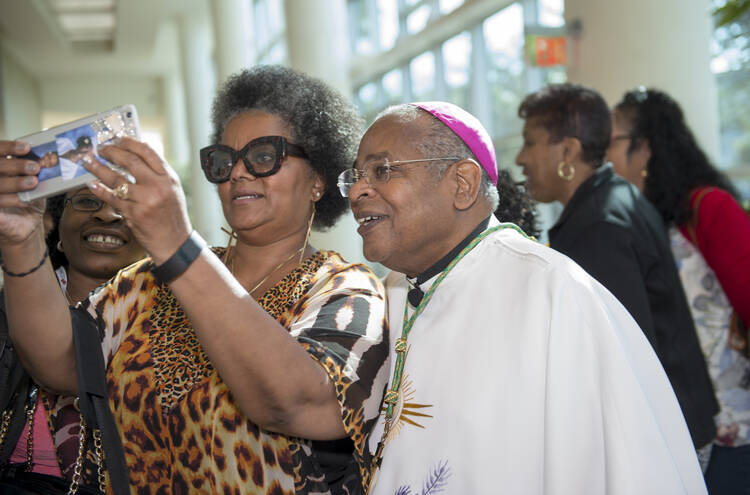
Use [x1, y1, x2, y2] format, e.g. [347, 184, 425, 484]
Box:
[50, 249, 389, 494]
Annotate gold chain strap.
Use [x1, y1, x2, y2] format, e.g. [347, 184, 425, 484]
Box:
[66, 414, 107, 494]
[93, 428, 106, 493]
[24, 394, 38, 468]
[68, 416, 87, 495]
[0, 391, 106, 494]
[0, 408, 12, 450]
[365, 416, 393, 492]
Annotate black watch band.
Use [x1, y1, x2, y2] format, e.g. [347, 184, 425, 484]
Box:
[150, 230, 207, 284]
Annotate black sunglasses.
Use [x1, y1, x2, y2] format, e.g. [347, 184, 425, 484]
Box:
[199, 135, 308, 184]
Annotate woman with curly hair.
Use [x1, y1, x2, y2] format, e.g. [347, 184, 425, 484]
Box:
[609, 88, 750, 493]
[493, 169, 539, 238]
[0, 65, 389, 494]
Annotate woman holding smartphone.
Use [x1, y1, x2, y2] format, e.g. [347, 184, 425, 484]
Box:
[0, 66, 389, 494]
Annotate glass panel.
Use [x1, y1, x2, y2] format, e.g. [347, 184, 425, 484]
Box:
[410, 51, 436, 101]
[544, 67, 567, 84]
[538, 0, 564, 27]
[378, 0, 399, 50]
[382, 69, 404, 107]
[262, 42, 288, 65]
[252, 0, 270, 48]
[712, 0, 750, 196]
[443, 32, 471, 110]
[253, 0, 286, 64]
[483, 3, 525, 144]
[406, 4, 432, 34]
[356, 83, 380, 123]
[267, 0, 284, 31]
[440, 0, 464, 15]
[350, 0, 377, 55]
[254, 0, 285, 45]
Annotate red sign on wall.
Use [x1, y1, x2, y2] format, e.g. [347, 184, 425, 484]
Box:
[526, 35, 567, 67]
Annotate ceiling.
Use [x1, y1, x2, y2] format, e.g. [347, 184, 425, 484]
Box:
[49, 0, 116, 48]
[0, 0, 208, 78]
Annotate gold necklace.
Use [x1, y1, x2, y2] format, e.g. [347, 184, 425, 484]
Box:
[229, 244, 306, 296]
[224, 206, 316, 297]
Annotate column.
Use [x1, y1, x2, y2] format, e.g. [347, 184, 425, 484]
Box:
[283, 0, 368, 267]
[211, 0, 254, 86]
[564, 0, 721, 162]
[160, 21, 191, 173]
[162, 72, 190, 171]
[178, 8, 225, 246]
[283, 0, 351, 92]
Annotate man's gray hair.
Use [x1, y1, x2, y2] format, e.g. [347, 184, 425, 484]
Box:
[376, 104, 499, 211]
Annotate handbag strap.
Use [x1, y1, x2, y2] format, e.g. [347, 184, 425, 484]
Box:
[0, 290, 35, 467]
[71, 309, 130, 495]
[685, 186, 717, 246]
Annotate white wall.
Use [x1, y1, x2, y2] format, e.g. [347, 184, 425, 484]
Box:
[565, 0, 721, 162]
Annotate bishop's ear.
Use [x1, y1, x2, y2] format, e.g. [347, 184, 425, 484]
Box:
[453, 159, 483, 210]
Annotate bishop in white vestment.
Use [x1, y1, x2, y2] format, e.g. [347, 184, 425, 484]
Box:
[343, 100, 707, 494]
[368, 218, 706, 494]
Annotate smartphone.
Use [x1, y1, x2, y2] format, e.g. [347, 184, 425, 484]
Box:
[16, 104, 140, 202]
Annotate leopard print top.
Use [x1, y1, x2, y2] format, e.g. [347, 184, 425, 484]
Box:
[50, 249, 389, 494]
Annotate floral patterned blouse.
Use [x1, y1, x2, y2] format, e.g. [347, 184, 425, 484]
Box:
[672, 229, 750, 448]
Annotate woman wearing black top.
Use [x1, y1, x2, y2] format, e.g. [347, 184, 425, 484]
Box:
[515, 83, 718, 457]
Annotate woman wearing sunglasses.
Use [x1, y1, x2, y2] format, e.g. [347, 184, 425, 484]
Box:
[0, 66, 389, 494]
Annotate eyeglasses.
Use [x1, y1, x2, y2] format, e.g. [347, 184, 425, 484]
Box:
[337, 157, 461, 198]
[65, 194, 105, 212]
[199, 136, 308, 184]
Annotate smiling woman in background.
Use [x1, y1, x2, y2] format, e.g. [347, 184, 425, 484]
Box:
[0, 186, 145, 485]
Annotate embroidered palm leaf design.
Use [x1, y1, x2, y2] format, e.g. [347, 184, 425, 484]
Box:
[422, 460, 451, 494]
[393, 460, 451, 495]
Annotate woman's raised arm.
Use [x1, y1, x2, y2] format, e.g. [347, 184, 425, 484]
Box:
[0, 140, 77, 395]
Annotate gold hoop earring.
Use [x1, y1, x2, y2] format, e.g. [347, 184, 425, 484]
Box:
[220, 227, 238, 265]
[557, 161, 575, 181]
[641, 169, 648, 178]
[301, 205, 315, 264]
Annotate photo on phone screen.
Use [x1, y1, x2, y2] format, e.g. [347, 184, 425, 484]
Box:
[33, 124, 110, 183]
[17, 105, 139, 202]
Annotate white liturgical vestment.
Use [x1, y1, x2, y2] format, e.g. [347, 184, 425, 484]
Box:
[367, 219, 707, 494]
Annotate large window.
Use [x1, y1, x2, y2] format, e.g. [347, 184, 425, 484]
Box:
[712, 0, 750, 199]
[347, 0, 567, 238]
[253, 0, 288, 65]
[349, 0, 566, 164]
